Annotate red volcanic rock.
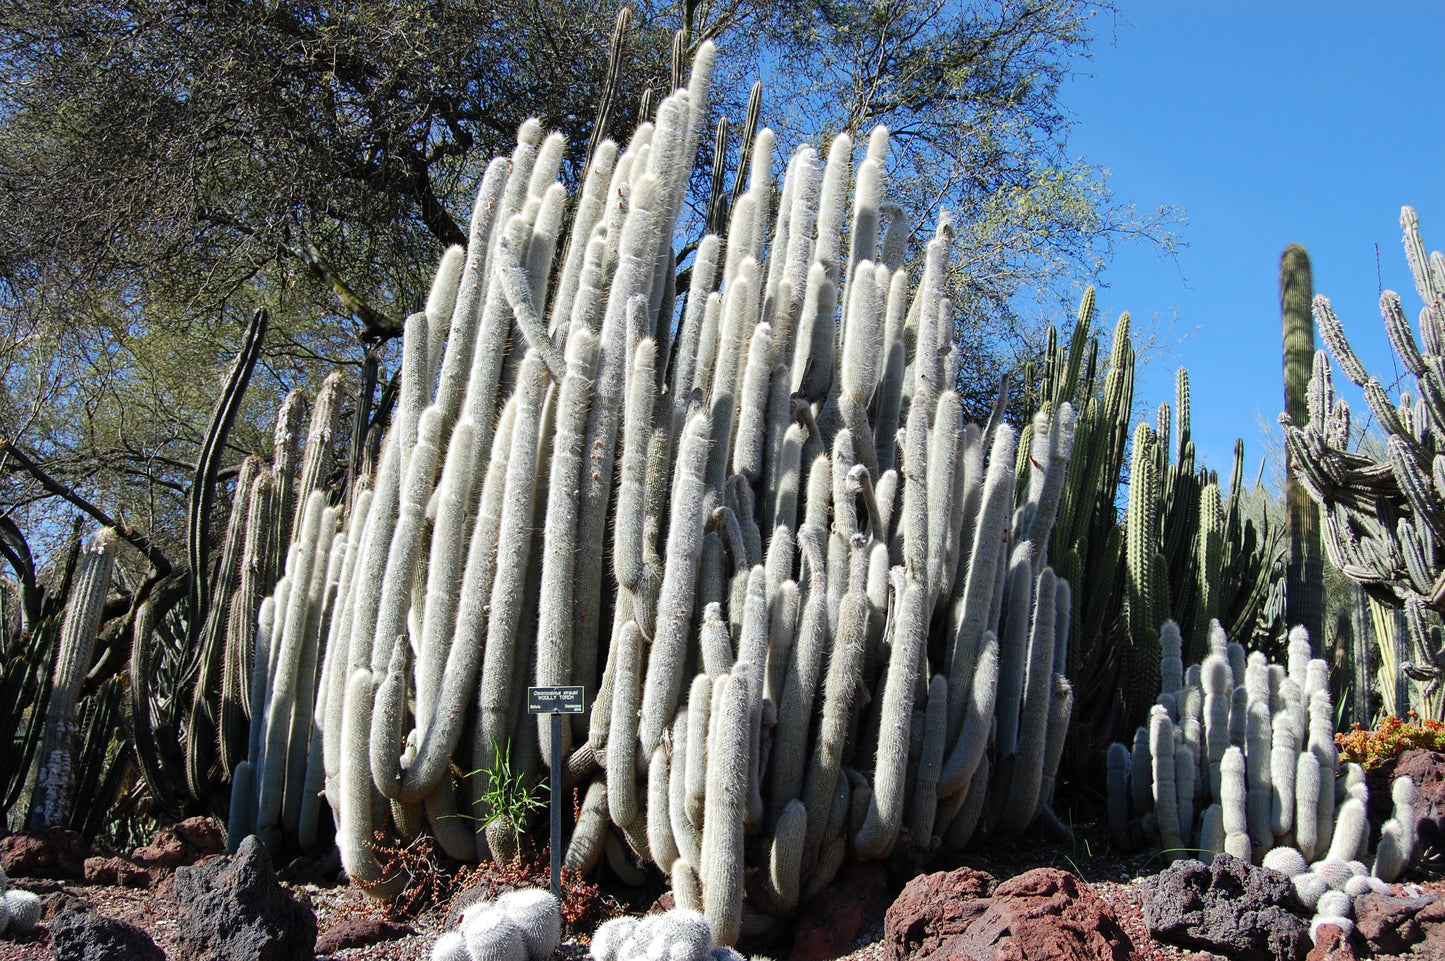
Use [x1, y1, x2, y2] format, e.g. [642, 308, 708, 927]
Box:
[315, 916, 415, 954]
[1304, 925, 1359, 961]
[974, 868, 1138, 961]
[131, 815, 226, 871]
[84, 856, 151, 889]
[884, 866, 996, 961]
[0, 827, 89, 880]
[793, 862, 891, 961]
[885, 866, 1136, 961]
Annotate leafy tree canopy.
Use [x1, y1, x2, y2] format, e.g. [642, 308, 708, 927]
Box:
[0, 0, 1177, 572]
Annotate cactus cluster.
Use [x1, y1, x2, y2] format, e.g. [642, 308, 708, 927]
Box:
[1031, 299, 1284, 769]
[1259, 772, 1420, 946]
[1281, 207, 1445, 719]
[590, 909, 741, 961]
[432, 888, 561, 961]
[0, 864, 44, 938]
[220, 42, 1080, 937]
[1109, 622, 1418, 882]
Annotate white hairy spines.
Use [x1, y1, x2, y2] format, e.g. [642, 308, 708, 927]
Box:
[1316, 890, 1352, 919]
[1374, 775, 1418, 882]
[494, 888, 562, 961]
[462, 909, 528, 961]
[1245, 701, 1274, 852]
[1160, 620, 1184, 695]
[2, 889, 41, 935]
[1150, 706, 1183, 855]
[1220, 746, 1249, 861]
[640, 414, 712, 757]
[1326, 797, 1367, 863]
[1262, 847, 1309, 877]
[1292, 871, 1327, 910]
[1295, 751, 1322, 861]
[433, 931, 470, 961]
[592, 910, 716, 961]
[1270, 705, 1298, 837]
[591, 917, 641, 961]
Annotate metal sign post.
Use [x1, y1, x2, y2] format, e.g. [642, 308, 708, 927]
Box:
[526, 685, 584, 901]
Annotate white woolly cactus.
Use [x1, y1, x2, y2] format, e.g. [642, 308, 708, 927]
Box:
[0, 876, 44, 937]
[1110, 620, 1420, 883]
[433, 888, 562, 961]
[590, 909, 716, 961]
[226, 25, 1088, 929]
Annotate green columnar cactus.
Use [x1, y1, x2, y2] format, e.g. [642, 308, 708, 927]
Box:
[1280, 244, 1326, 647]
[1124, 423, 1164, 729]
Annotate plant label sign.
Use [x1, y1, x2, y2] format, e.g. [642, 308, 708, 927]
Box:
[527, 685, 585, 715]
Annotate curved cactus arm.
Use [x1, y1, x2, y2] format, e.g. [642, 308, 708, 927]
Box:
[607, 621, 643, 830]
[947, 424, 1016, 740]
[669, 710, 701, 868]
[908, 674, 949, 845]
[800, 586, 869, 871]
[369, 407, 444, 673]
[416, 420, 479, 735]
[255, 493, 326, 843]
[370, 632, 410, 801]
[937, 633, 999, 798]
[397, 407, 513, 804]
[1000, 568, 1059, 834]
[188, 308, 269, 652]
[733, 323, 775, 482]
[1028, 673, 1075, 826]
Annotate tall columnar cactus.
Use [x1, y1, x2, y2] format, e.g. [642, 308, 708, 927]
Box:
[27, 528, 118, 830]
[215, 40, 1087, 930]
[1282, 207, 1445, 720]
[1280, 244, 1326, 648]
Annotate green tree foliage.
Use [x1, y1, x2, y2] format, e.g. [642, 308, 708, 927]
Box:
[0, 0, 1175, 573]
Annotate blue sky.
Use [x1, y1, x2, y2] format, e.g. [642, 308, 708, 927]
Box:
[1064, 2, 1445, 483]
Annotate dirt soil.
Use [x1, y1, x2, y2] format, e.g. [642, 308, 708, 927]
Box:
[2, 824, 1442, 961]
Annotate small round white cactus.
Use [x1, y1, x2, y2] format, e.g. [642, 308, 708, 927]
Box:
[495, 888, 562, 961]
[1316, 890, 1352, 919]
[1, 890, 40, 936]
[1292, 872, 1327, 910]
[433, 931, 472, 961]
[591, 917, 641, 961]
[463, 910, 528, 961]
[1262, 847, 1309, 878]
